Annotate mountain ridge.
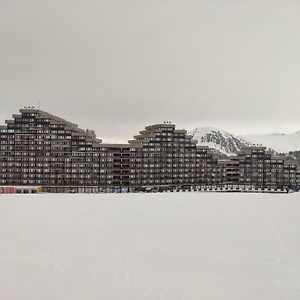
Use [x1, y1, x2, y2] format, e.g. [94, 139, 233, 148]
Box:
[190, 127, 253, 156]
[190, 126, 300, 156]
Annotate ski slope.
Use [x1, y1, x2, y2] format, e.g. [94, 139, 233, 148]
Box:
[1, 192, 300, 299]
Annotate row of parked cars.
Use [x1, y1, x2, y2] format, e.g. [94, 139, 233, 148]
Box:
[102, 185, 300, 194]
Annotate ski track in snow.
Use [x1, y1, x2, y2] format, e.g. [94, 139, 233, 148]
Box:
[0, 193, 300, 299]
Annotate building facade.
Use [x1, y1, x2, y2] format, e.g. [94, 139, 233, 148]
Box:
[0, 108, 299, 192]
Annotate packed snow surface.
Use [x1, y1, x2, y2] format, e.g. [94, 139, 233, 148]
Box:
[1, 192, 300, 300]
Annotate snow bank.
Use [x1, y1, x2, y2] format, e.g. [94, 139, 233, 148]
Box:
[0, 192, 300, 299]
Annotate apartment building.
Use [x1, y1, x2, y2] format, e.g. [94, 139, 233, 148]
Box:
[0, 108, 299, 192]
[222, 147, 297, 190]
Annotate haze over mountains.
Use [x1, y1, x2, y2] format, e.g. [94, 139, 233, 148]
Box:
[244, 132, 300, 153]
[190, 127, 300, 156]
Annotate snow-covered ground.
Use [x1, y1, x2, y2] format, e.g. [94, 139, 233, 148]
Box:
[1, 192, 300, 300]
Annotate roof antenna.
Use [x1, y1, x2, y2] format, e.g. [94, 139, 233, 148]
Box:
[38, 100, 40, 110]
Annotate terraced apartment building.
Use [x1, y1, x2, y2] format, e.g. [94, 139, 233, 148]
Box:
[222, 147, 298, 189]
[0, 108, 299, 192]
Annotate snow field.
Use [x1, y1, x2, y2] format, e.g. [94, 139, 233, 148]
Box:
[0, 192, 300, 299]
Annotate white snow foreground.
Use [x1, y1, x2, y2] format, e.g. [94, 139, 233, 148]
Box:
[1, 193, 300, 300]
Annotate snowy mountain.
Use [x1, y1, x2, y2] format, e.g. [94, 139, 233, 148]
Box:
[190, 127, 300, 155]
[243, 132, 300, 153]
[190, 127, 253, 156]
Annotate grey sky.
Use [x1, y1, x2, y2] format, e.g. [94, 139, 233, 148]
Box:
[1, 0, 300, 142]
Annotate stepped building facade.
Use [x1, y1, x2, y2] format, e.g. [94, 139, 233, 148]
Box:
[0, 108, 299, 192]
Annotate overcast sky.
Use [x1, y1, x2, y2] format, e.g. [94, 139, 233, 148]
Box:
[1, 0, 300, 142]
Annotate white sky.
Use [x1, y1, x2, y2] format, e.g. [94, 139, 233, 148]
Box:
[1, 0, 300, 142]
